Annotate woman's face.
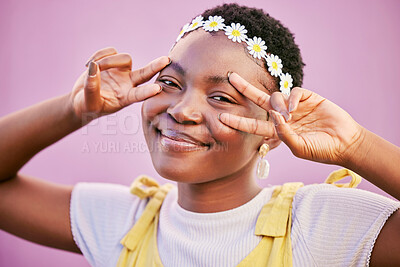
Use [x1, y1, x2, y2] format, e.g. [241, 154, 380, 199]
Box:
[142, 29, 276, 184]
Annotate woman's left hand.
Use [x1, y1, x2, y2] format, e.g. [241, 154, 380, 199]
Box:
[218, 72, 365, 166]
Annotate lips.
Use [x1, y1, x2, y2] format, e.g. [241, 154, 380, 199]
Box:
[159, 129, 210, 147]
[157, 129, 210, 152]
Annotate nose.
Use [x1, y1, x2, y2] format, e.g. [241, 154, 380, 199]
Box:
[167, 92, 204, 124]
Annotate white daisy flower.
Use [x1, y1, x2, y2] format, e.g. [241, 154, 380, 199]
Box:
[246, 37, 268, 59]
[176, 23, 190, 42]
[279, 73, 293, 96]
[203, 15, 225, 32]
[187, 15, 204, 32]
[225, 23, 247, 43]
[266, 54, 283, 77]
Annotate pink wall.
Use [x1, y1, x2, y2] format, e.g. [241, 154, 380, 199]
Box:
[1, 0, 399, 266]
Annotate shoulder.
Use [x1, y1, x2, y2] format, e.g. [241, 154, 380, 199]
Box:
[70, 182, 148, 267]
[293, 183, 399, 216]
[71, 182, 145, 215]
[291, 183, 400, 266]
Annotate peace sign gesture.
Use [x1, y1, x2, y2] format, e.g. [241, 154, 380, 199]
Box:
[70, 47, 170, 122]
[218, 72, 364, 166]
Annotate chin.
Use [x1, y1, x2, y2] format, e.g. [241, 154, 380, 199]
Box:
[150, 156, 207, 184]
[145, 126, 215, 183]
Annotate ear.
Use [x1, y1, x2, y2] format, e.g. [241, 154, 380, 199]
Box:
[262, 137, 281, 150]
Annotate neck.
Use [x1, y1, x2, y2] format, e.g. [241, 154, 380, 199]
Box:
[177, 164, 262, 213]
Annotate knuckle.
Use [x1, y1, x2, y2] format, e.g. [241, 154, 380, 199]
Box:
[103, 47, 118, 54]
[119, 53, 132, 64]
[129, 88, 139, 102]
[251, 119, 259, 134]
[99, 56, 110, 65]
[150, 61, 157, 73]
[291, 87, 301, 94]
[139, 67, 147, 79]
[85, 84, 97, 92]
[133, 90, 140, 102]
[291, 87, 304, 98]
[242, 81, 251, 94]
[256, 93, 268, 107]
[92, 47, 118, 61]
[232, 117, 240, 128]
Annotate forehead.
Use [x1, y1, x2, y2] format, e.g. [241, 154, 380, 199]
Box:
[168, 30, 274, 92]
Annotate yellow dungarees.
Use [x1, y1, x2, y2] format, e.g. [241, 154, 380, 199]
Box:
[117, 169, 361, 267]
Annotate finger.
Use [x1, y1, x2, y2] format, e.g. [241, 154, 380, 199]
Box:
[288, 87, 313, 112]
[269, 110, 304, 157]
[218, 112, 276, 138]
[96, 53, 132, 71]
[85, 47, 118, 66]
[127, 83, 162, 104]
[228, 72, 272, 111]
[84, 61, 102, 113]
[270, 92, 291, 121]
[130, 56, 170, 86]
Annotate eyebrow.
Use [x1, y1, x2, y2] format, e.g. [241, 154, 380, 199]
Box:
[206, 75, 229, 84]
[166, 62, 229, 84]
[168, 62, 186, 76]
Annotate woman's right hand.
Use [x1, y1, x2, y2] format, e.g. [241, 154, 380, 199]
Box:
[70, 47, 169, 122]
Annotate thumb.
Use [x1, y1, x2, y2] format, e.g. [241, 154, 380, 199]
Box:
[269, 110, 303, 157]
[84, 61, 102, 113]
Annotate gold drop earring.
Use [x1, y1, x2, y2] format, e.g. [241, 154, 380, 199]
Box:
[256, 144, 270, 179]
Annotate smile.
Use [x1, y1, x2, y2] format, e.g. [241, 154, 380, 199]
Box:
[157, 129, 210, 152]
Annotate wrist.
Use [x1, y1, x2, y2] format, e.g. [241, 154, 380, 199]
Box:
[339, 125, 371, 170]
[64, 92, 86, 129]
[65, 92, 93, 128]
[66, 92, 103, 127]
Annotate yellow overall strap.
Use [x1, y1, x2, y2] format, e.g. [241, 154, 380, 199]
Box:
[117, 169, 360, 267]
[237, 168, 360, 267]
[324, 168, 361, 188]
[237, 182, 304, 267]
[117, 175, 173, 267]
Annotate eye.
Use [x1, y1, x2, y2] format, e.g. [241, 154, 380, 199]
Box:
[159, 79, 180, 89]
[211, 96, 236, 104]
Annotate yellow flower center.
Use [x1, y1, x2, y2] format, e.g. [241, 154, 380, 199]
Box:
[191, 22, 198, 28]
[232, 29, 241, 37]
[272, 61, 278, 70]
[253, 44, 261, 52]
[284, 81, 289, 88]
[209, 21, 218, 27]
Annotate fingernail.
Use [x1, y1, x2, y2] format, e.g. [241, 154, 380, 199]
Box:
[227, 71, 232, 80]
[218, 113, 222, 121]
[167, 57, 172, 66]
[157, 84, 163, 93]
[288, 102, 294, 113]
[270, 111, 285, 126]
[85, 58, 93, 67]
[88, 61, 97, 77]
[269, 111, 278, 126]
[280, 110, 290, 122]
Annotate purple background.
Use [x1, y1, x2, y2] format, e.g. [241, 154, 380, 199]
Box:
[1, 0, 399, 266]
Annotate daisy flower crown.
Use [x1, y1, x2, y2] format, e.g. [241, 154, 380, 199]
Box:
[174, 15, 293, 95]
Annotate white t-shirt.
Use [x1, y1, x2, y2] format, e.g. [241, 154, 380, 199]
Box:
[70, 182, 399, 267]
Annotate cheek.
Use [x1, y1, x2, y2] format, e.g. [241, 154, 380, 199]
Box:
[212, 126, 261, 156]
[208, 112, 262, 156]
[209, 105, 266, 156]
[141, 93, 170, 123]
